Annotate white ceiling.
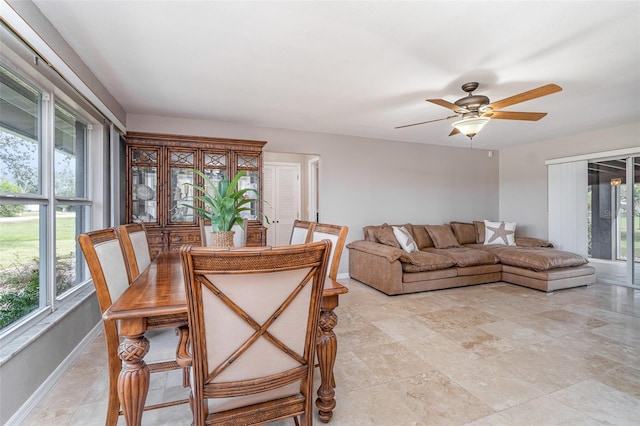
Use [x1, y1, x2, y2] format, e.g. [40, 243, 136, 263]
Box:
[31, 1, 640, 150]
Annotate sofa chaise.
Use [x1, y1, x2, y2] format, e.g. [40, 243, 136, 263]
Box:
[347, 221, 596, 295]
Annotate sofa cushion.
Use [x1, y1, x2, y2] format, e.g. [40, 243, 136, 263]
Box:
[484, 220, 517, 245]
[473, 221, 485, 244]
[515, 236, 554, 248]
[346, 240, 405, 263]
[399, 250, 455, 272]
[502, 264, 595, 280]
[373, 224, 401, 248]
[424, 247, 500, 267]
[393, 226, 418, 253]
[456, 264, 503, 276]
[412, 225, 434, 249]
[450, 222, 477, 245]
[477, 245, 587, 271]
[402, 267, 457, 282]
[425, 224, 460, 249]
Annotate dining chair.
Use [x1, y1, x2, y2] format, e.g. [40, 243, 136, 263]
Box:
[180, 240, 332, 426]
[78, 228, 188, 425]
[308, 222, 349, 281]
[118, 222, 152, 279]
[289, 219, 316, 245]
[199, 218, 248, 247]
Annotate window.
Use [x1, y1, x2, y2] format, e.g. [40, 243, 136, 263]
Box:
[0, 64, 46, 330]
[54, 103, 90, 297]
[0, 60, 94, 333]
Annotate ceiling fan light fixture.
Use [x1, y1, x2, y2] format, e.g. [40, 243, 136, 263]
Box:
[452, 116, 490, 139]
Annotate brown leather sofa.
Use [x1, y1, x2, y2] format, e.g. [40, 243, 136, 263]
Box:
[347, 222, 596, 295]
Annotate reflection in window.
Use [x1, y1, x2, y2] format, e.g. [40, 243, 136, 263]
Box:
[0, 64, 41, 195]
[55, 104, 87, 198]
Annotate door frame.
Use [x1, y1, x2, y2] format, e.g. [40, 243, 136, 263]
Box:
[307, 156, 320, 222]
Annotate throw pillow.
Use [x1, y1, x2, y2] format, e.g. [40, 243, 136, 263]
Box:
[373, 224, 401, 248]
[392, 226, 418, 253]
[412, 225, 434, 249]
[363, 225, 379, 242]
[484, 220, 516, 245]
[473, 220, 485, 244]
[450, 221, 476, 245]
[425, 224, 460, 249]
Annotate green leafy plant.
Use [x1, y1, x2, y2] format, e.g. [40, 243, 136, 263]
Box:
[180, 170, 265, 232]
[0, 259, 39, 329]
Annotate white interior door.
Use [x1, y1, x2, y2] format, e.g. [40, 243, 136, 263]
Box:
[264, 163, 300, 246]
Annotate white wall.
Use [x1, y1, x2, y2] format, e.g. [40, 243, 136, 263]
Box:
[499, 122, 640, 239]
[127, 114, 500, 273]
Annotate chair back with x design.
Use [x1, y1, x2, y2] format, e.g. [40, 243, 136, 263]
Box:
[181, 241, 331, 426]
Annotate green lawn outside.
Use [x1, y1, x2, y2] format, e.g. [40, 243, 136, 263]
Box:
[618, 216, 640, 257]
[0, 214, 76, 271]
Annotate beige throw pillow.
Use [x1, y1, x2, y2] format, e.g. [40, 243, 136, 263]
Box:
[374, 224, 401, 248]
[473, 221, 486, 244]
[450, 221, 477, 245]
[484, 220, 516, 245]
[392, 226, 418, 253]
[412, 225, 434, 249]
[425, 224, 460, 249]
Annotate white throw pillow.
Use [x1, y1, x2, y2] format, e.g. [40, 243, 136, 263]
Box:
[392, 226, 418, 253]
[484, 220, 516, 246]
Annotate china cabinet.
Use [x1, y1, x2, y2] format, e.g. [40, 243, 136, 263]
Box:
[125, 132, 267, 256]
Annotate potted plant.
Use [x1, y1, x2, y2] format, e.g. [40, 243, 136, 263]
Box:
[180, 169, 262, 247]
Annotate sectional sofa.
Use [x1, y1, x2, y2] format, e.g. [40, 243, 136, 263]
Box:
[346, 221, 596, 295]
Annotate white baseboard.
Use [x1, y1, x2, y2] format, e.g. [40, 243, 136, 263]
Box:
[5, 322, 103, 426]
[337, 272, 350, 280]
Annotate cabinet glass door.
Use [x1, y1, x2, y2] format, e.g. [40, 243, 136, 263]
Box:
[130, 149, 159, 224]
[203, 151, 228, 205]
[169, 150, 196, 224]
[237, 154, 260, 220]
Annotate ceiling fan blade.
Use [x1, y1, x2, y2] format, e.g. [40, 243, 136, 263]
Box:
[449, 128, 460, 136]
[488, 111, 548, 121]
[427, 98, 464, 112]
[489, 84, 562, 110]
[395, 115, 458, 129]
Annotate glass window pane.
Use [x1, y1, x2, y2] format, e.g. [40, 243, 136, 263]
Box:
[55, 104, 87, 198]
[55, 204, 87, 296]
[0, 203, 43, 330]
[0, 65, 41, 195]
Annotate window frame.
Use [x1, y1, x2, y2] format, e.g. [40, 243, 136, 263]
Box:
[0, 44, 99, 344]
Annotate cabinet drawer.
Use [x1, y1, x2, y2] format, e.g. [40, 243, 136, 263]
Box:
[169, 233, 201, 244]
[147, 234, 164, 246]
[246, 224, 267, 247]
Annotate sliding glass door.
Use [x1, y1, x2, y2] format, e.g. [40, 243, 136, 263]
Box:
[588, 156, 639, 287]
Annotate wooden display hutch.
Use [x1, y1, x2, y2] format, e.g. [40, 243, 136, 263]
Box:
[125, 132, 267, 257]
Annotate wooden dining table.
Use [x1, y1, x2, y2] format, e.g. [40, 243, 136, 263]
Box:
[103, 250, 348, 425]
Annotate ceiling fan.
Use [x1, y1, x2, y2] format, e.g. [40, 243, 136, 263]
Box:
[395, 82, 563, 139]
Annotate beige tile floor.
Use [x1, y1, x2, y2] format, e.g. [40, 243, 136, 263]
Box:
[23, 279, 640, 425]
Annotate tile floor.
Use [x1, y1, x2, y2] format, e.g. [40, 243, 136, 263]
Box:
[23, 279, 640, 425]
